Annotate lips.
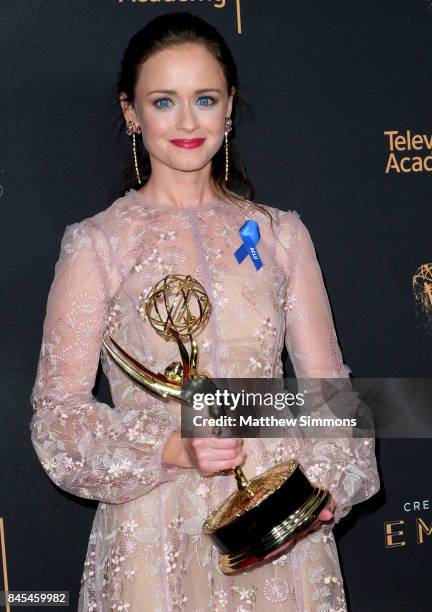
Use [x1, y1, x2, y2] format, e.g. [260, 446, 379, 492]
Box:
[169, 138, 206, 149]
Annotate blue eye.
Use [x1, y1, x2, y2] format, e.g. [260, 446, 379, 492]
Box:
[154, 97, 173, 110]
[152, 95, 217, 110]
[197, 96, 216, 107]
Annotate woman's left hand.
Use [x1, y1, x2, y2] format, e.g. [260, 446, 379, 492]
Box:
[263, 496, 337, 560]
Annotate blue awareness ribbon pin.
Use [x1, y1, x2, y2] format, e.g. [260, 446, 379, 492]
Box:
[234, 220, 263, 271]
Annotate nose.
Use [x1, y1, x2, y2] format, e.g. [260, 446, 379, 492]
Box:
[176, 101, 199, 132]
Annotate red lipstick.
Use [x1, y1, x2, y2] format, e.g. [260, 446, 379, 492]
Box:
[169, 138, 206, 149]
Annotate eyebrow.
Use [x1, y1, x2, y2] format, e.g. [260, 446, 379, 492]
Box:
[146, 88, 222, 96]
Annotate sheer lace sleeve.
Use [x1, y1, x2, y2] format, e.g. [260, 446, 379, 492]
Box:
[278, 211, 380, 525]
[29, 220, 185, 505]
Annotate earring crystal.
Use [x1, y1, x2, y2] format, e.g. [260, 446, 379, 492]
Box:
[126, 121, 142, 185]
[224, 117, 232, 182]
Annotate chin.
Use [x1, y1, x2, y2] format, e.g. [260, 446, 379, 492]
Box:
[169, 155, 214, 172]
[175, 164, 211, 173]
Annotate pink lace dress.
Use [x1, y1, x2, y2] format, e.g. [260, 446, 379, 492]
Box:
[30, 189, 380, 611]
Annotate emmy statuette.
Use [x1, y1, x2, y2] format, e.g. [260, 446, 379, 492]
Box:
[102, 274, 330, 573]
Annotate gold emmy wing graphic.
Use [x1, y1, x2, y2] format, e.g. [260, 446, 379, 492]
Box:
[0, 518, 11, 612]
[102, 274, 330, 573]
[413, 263, 432, 327]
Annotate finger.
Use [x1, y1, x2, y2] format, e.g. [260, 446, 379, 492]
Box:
[196, 437, 243, 450]
[198, 448, 243, 462]
[203, 450, 245, 465]
[202, 454, 245, 473]
[317, 508, 334, 522]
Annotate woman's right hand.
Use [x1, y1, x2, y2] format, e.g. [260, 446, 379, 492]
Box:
[182, 436, 245, 477]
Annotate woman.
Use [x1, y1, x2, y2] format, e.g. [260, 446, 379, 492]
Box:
[30, 12, 380, 611]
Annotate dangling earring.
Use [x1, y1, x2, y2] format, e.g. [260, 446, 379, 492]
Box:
[224, 117, 232, 182]
[126, 120, 142, 185]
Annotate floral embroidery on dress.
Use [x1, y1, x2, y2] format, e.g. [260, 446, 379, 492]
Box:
[284, 293, 298, 312]
[230, 584, 257, 608]
[106, 294, 121, 335]
[263, 577, 292, 603]
[245, 317, 278, 376]
[213, 280, 229, 308]
[29, 190, 379, 611]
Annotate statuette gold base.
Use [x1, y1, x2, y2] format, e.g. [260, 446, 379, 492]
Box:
[203, 459, 330, 573]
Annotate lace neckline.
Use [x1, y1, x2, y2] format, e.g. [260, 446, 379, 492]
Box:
[126, 188, 224, 212]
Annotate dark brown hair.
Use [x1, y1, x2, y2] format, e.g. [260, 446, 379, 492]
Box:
[113, 11, 274, 233]
[114, 11, 275, 227]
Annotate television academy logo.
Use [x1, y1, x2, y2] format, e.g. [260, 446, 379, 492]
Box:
[384, 129, 432, 173]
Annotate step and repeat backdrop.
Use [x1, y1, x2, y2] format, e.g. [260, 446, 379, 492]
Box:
[1, 1, 432, 610]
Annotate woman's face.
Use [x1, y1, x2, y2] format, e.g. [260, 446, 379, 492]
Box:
[120, 42, 234, 175]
